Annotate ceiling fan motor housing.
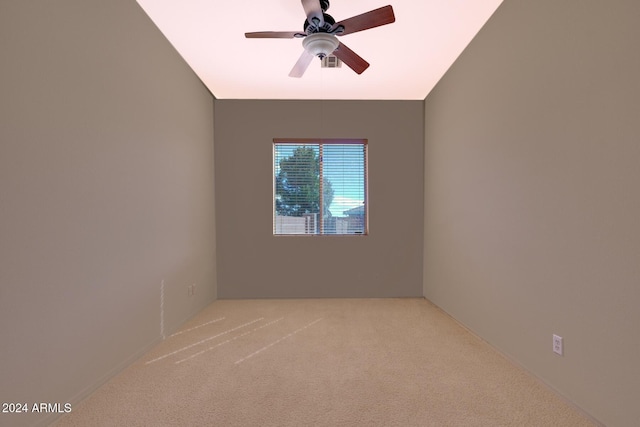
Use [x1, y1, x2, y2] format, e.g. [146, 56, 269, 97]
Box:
[302, 33, 339, 59]
[304, 12, 335, 34]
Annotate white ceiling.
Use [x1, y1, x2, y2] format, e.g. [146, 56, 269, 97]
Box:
[136, 0, 503, 100]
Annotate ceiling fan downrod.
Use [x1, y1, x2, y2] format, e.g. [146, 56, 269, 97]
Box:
[303, 0, 343, 35]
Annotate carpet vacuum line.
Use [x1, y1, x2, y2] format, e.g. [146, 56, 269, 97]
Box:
[234, 318, 324, 365]
[145, 317, 265, 365]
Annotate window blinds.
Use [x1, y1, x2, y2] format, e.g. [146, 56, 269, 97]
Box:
[273, 139, 367, 235]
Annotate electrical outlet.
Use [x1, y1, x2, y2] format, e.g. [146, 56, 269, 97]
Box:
[553, 334, 563, 356]
[187, 284, 196, 297]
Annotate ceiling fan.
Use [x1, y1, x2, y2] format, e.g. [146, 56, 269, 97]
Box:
[245, 0, 395, 78]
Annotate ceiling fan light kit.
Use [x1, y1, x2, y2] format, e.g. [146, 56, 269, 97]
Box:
[245, 0, 395, 78]
[302, 33, 339, 59]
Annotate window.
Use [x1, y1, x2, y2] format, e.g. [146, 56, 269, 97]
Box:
[273, 139, 368, 235]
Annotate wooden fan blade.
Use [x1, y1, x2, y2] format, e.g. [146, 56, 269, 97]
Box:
[301, 0, 323, 25]
[245, 31, 305, 39]
[289, 50, 315, 78]
[334, 5, 395, 36]
[333, 42, 370, 74]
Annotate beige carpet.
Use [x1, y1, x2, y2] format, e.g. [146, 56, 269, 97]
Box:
[53, 298, 595, 426]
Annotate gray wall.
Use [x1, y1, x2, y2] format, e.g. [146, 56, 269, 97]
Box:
[0, 1, 216, 426]
[215, 100, 423, 298]
[423, 1, 640, 425]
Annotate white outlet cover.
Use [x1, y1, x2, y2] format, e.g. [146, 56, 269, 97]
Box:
[553, 334, 564, 356]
